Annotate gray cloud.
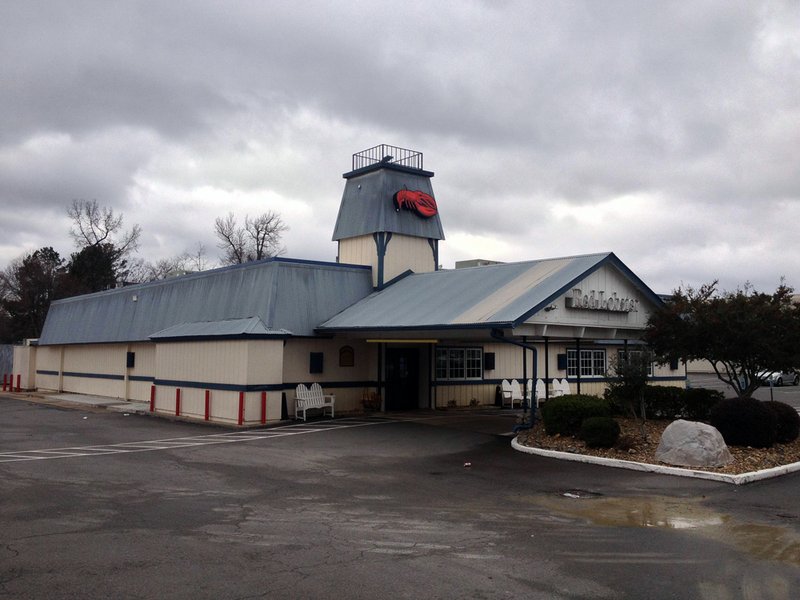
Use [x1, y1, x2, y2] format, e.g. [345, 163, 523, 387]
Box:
[1, 0, 798, 294]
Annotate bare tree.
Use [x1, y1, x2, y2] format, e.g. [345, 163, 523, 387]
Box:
[246, 212, 287, 260]
[127, 244, 210, 283]
[215, 211, 287, 265]
[185, 242, 210, 272]
[214, 213, 248, 264]
[68, 199, 141, 255]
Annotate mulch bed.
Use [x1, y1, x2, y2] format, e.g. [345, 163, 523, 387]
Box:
[517, 417, 800, 475]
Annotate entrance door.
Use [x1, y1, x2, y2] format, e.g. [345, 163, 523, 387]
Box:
[385, 348, 419, 411]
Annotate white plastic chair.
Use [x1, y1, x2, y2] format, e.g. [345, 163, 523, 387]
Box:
[535, 379, 546, 402]
[560, 378, 571, 395]
[500, 379, 513, 407]
[510, 379, 523, 408]
[524, 379, 533, 405]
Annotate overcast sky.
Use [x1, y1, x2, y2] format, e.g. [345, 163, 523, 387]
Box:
[1, 1, 798, 294]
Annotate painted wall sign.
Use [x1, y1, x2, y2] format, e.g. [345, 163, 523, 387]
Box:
[565, 288, 639, 313]
[393, 188, 438, 218]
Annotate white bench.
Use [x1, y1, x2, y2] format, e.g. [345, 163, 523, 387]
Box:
[295, 383, 335, 421]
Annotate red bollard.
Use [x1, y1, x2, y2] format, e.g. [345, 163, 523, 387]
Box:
[260, 391, 267, 425]
[15, 374, 21, 392]
[150, 385, 156, 412]
[204, 390, 210, 421]
[238, 392, 244, 426]
[175, 388, 181, 416]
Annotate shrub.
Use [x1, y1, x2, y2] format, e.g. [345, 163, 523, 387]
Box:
[540, 395, 613, 436]
[602, 387, 628, 416]
[709, 398, 778, 448]
[762, 401, 800, 443]
[681, 388, 724, 421]
[580, 417, 621, 448]
[643, 386, 685, 420]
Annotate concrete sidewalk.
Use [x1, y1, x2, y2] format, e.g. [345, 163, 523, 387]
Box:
[6, 391, 150, 415]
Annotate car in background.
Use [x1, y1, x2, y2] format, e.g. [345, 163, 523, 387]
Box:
[757, 370, 800, 386]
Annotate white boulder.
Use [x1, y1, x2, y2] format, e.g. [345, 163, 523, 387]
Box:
[656, 419, 733, 468]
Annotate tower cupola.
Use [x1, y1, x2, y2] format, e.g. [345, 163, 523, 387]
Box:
[333, 144, 445, 288]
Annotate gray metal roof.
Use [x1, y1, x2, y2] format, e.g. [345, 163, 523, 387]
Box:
[318, 252, 663, 331]
[332, 164, 445, 241]
[39, 258, 373, 345]
[150, 317, 290, 340]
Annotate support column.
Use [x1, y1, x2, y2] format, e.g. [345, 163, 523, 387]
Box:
[575, 337, 582, 395]
[522, 336, 528, 411]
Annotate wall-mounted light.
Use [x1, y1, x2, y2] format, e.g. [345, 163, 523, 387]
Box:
[543, 304, 557, 312]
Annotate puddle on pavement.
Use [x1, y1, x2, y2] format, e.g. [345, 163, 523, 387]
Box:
[532, 494, 800, 566]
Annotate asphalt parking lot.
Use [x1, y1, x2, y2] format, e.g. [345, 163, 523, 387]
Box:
[1, 392, 799, 599]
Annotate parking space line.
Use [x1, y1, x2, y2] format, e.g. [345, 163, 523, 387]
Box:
[0, 416, 397, 464]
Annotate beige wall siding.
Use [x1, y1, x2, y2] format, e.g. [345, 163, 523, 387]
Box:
[338, 234, 377, 268]
[156, 340, 249, 386]
[34, 346, 62, 391]
[126, 343, 156, 401]
[153, 340, 285, 424]
[338, 233, 435, 286]
[434, 339, 685, 408]
[479, 342, 535, 381]
[245, 340, 283, 384]
[61, 344, 127, 398]
[383, 234, 435, 282]
[283, 338, 374, 415]
[686, 359, 715, 373]
[11, 345, 37, 390]
[434, 342, 535, 408]
[433, 384, 497, 408]
[527, 264, 653, 333]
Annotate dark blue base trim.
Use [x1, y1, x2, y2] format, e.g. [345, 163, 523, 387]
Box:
[63, 371, 124, 381]
[433, 379, 505, 387]
[36, 370, 59, 376]
[129, 375, 156, 382]
[153, 379, 379, 393]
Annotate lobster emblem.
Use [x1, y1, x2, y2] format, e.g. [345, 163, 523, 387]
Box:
[392, 188, 438, 218]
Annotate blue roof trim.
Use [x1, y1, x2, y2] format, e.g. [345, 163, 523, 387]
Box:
[343, 162, 434, 179]
[381, 269, 415, 289]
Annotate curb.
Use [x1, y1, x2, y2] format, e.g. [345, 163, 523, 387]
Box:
[511, 437, 800, 485]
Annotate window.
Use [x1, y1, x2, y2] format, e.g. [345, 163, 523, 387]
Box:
[309, 352, 324, 374]
[435, 347, 483, 380]
[339, 345, 354, 367]
[617, 350, 654, 377]
[566, 349, 606, 377]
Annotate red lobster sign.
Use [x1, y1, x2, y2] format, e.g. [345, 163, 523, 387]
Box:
[393, 188, 438, 218]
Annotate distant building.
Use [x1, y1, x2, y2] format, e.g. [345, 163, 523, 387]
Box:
[12, 144, 684, 425]
[455, 259, 504, 269]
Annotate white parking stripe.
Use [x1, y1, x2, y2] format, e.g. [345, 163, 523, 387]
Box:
[0, 417, 395, 464]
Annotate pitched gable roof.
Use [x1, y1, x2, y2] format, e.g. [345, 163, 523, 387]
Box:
[318, 253, 663, 332]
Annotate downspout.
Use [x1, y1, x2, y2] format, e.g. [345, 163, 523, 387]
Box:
[377, 342, 384, 411]
[490, 329, 538, 431]
[544, 337, 550, 401]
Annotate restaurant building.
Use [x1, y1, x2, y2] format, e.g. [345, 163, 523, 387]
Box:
[13, 145, 684, 425]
